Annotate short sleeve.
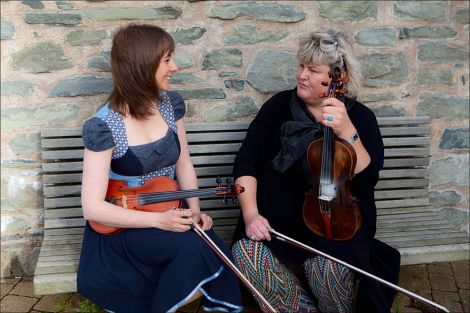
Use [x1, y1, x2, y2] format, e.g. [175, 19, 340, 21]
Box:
[167, 91, 186, 121]
[82, 117, 115, 152]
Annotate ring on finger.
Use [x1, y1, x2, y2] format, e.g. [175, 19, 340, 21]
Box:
[327, 114, 333, 122]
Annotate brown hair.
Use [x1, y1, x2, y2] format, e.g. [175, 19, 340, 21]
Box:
[108, 24, 175, 119]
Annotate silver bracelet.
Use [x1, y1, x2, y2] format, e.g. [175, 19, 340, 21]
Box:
[346, 131, 360, 145]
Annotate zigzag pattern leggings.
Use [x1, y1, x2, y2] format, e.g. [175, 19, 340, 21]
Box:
[232, 239, 355, 313]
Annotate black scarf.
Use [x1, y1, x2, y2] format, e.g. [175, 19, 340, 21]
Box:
[271, 88, 355, 173]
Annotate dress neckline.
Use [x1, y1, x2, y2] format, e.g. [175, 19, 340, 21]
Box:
[127, 128, 171, 148]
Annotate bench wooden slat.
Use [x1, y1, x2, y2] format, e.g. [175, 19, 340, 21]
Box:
[379, 169, 427, 179]
[382, 137, 430, 147]
[377, 206, 437, 215]
[41, 234, 84, 244]
[380, 126, 430, 137]
[42, 162, 83, 173]
[44, 228, 84, 236]
[376, 198, 429, 209]
[384, 147, 430, 157]
[45, 218, 85, 229]
[36, 256, 80, 268]
[186, 132, 247, 143]
[374, 188, 428, 200]
[375, 116, 431, 125]
[45, 208, 83, 219]
[383, 158, 429, 168]
[189, 143, 242, 154]
[41, 138, 83, 149]
[44, 197, 81, 209]
[375, 178, 429, 189]
[35, 265, 79, 276]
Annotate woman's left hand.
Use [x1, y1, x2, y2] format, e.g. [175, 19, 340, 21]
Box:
[321, 97, 356, 140]
[192, 212, 213, 231]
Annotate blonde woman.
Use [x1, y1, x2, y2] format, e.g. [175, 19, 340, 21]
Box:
[231, 29, 400, 313]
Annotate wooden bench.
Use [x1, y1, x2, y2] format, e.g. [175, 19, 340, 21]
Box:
[34, 115, 469, 295]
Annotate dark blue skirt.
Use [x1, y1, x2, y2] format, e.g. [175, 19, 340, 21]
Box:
[77, 223, 243, 313]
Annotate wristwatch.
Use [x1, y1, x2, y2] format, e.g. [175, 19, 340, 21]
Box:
[346, 131, 360, 144]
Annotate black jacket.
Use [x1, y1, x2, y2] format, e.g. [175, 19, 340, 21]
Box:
[233, 89, 400, 312]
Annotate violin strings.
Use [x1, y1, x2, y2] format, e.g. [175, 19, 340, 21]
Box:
[108, 188, 223, 205]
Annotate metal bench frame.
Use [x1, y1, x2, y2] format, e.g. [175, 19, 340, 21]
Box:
[34, 116, 469, 295]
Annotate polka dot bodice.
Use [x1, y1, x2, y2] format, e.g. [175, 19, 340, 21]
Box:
[82, 91, 185, 186]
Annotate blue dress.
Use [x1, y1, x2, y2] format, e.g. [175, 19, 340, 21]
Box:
[77, 91, 243, 313]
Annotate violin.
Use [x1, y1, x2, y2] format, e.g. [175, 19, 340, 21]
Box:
[302, 66, 362, 240]
[90, 176, 244, 235]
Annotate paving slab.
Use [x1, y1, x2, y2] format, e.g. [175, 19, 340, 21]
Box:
[0, 295, 38, 313]
[428, 262, 453, 275]
[429, 273, 458, 292]
[1, 282, 15, 299]
[10, 281, 39, 298]
[33, 293, 72, 312]
[460, 289, 469, 313]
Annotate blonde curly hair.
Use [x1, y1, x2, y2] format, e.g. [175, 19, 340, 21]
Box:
[297, 29, 362, 97]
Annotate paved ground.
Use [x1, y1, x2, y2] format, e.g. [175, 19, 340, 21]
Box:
[0, 260, 468, 313]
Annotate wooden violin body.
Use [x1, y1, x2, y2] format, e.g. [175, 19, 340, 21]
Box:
[302, 66, 362, 241]
[90, 176, 244, 235]
[303, 137, 361, 240]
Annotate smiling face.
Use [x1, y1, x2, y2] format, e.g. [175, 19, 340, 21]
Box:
[155, 51, 178, 91]
[296, 61, 332, 107]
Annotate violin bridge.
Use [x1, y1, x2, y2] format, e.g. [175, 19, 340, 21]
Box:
[318, 195, 334, 202]
[318, 184, 336, 201]
[121, 194, 127, 209]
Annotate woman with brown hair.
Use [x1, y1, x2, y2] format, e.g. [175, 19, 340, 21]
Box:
[77, 24, 243, 313]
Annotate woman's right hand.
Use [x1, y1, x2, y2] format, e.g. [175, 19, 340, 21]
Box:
[245, 213, 271, 241]
[156, 208, 194, 232]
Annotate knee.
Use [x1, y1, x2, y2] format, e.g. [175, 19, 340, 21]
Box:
[232, 239, 278, 270]
[176, 232, 209, 257]
[304, 256, 355, 283]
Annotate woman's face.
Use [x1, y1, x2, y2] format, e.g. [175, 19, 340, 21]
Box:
[296, 61, 331, 106]
[155, 51, 178, 91]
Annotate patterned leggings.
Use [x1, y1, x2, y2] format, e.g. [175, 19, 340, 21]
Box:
[232, 239, 355, 313]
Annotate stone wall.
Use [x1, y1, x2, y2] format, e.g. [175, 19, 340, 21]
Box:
[1, 0, 468, 278]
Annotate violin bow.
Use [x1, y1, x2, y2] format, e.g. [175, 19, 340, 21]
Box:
[269, 229, 449, 313]
[192, 223, 277, 313]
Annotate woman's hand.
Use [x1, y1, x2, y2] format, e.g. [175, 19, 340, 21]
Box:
[321, 97, 356, 140]
[192, 212, 213, 231]
[245, 213, 271, 241]
[156, 208, 193, 232]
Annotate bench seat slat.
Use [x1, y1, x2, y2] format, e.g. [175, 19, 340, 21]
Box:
[35, 265, 78, 276]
